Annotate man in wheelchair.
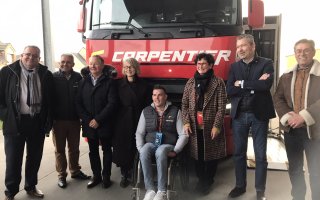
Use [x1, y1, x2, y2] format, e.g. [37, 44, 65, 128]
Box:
[136, 85, 189, 200]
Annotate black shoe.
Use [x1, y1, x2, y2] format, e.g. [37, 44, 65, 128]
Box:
[102, 177, 112, 189]
[26, 187, 44, 198]
[201, 179, 214, 195]
[194, 181, 202, 193]
[71, 171, 91, 180]
[87, 177, 102, 188]
[58, 177, 67, 188]
[200, 184, 211, 196]
[120, 177, 130, 188]
[228, 187, 246, 198]
[257, 191, 267, 200]
[4, 196, 14, 200]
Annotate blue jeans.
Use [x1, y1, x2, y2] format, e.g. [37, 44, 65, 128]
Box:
[284, 127, 320, 200]
[232, 112, 268, 192]
[139, 143, 174, 191]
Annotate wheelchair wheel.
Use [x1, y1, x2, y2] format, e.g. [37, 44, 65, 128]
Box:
[132, 152, 140, 187]
[177, 150, 189, 190]
[179, 162, 189, 190]
[167, 159, 177, 200]
[131, 191, 137, 200]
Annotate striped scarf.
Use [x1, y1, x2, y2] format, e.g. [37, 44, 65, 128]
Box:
[21, 62, 42, 116]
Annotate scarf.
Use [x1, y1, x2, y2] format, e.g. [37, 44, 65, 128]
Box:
[194, 69, 213, 111]
[21, 62, 42, 116]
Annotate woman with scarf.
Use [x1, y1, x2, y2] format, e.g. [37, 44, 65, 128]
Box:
[182, 53, 227, 195]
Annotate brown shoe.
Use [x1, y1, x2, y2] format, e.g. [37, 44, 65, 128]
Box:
[26, 188, 44, 198]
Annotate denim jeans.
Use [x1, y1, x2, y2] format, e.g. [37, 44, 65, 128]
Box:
[284, 127, 320, 200]
[232, 112, 268, 192]
[139, 143, 174, 191]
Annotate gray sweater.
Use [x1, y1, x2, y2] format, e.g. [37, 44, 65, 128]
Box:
[136, 101, 189, 153]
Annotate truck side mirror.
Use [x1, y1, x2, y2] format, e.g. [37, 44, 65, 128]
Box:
[77, 3, 86, 33]
[248, 0, 265, 28]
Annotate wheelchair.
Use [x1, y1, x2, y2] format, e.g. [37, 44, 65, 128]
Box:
[131, 147, 189, 200]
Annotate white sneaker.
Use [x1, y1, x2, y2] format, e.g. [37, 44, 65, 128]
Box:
[153, 191, 167, 200]
[143, 190, 156, 200]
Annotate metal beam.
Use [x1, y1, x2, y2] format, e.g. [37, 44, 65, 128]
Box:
[41, 0, 54, 71]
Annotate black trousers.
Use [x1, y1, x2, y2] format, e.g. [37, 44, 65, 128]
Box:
[4, 114, 45, 197]
[195, 130, 219, 185]
[87, 137, 112, 179]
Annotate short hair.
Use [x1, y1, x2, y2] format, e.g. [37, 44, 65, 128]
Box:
[61, 53, 74, 62]
[237, 34, 255, 45]
[89, 55, 104, 65]
[153, 84, 167, 94]
[23, 45, 41, 55]
[294, 39, 315, 51]
[122, 57, 141, 75]
[194, 53, 215, 65]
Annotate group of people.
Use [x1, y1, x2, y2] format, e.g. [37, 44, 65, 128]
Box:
[0, 33, 319, 200]
[227, 35, 320, 200]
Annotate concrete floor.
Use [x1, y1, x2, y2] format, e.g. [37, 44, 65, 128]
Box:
[0, 132, 312, 200]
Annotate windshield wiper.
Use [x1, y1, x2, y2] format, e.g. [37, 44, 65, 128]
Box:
[92, 21, 150, 38]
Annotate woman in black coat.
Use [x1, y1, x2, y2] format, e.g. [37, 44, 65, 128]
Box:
[76, 55, 118, 189]
[113, 58, 151, 188]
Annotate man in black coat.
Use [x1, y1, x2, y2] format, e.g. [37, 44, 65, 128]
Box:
[0, 46, 54, 200]
[76, 55, 118, 189]
[226, 34, 275, 200]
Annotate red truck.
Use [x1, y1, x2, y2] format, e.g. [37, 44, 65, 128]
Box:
[77, 0, 265, 155]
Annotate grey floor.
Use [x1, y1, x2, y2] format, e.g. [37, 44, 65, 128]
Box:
[0, 133, 311, 200]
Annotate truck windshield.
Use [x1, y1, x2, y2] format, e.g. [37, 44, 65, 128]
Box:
[91, 0, 238, 30]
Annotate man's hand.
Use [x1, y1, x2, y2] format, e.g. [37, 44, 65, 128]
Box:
[89, 119, 99, 129]
[234, 80, 241, 87]
[259, 73, 270, 80]
[184, 124, 192, 136]
[287, 111, 305, 129]
[167, 151, 177, 158]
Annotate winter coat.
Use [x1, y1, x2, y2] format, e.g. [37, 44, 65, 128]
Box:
[182, 75, 227, 161]
[76, 73, 118, 139]
[53, 70, 82, 120]
[0, 60, 54, 135]
[274, 59, 320, 140]
[112, 77, 151, 167]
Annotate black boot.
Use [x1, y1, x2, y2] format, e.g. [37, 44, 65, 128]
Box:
[120, 176, 130, 188]
[102, 176, 112, 189]
[120, 168, 131, 188]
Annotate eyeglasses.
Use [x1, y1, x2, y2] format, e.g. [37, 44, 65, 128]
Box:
[295, 48, 314, 55]
[23, 53, 40, 59]
[124, 66, 135, 70]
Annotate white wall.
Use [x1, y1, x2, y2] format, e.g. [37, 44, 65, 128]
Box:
[244, 0, 320, 75]
[278, 0, 320, 75]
